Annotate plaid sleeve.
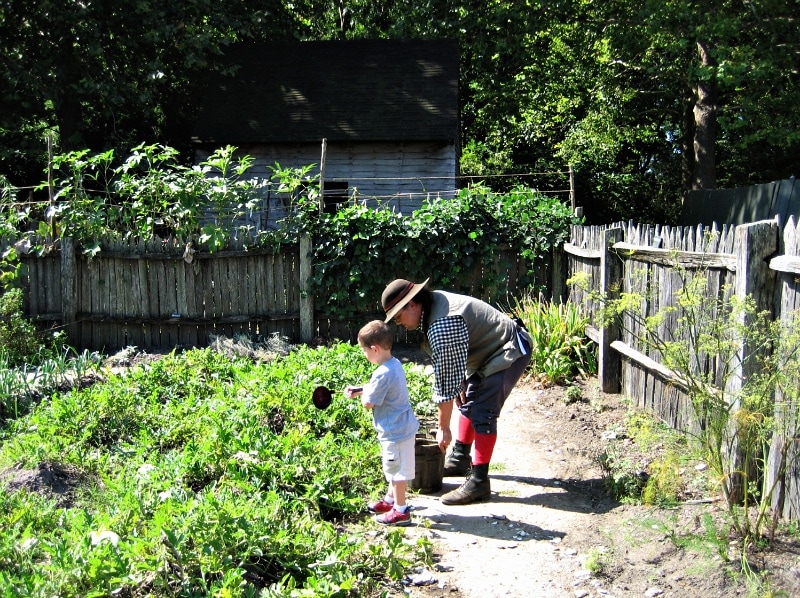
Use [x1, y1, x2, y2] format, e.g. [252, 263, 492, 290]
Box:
[427, 316, 469, 404]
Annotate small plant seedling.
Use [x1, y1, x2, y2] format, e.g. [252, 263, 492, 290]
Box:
[564, 384, 583, 404]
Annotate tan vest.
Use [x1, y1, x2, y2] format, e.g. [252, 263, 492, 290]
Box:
[423, 290, 527, 378]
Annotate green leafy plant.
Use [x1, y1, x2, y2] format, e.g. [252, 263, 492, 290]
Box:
[26, 144, 286, 256]
[296, 182, 577, 319]
[584, 546, 609, 575]
[599, 409, 693, 505]
[511, 292, 597, 384]
[7, 148, 578, 320]
[642, 513, 729, 562]
[594, 253, 800, 545]
[0, 288, 40, 365]
[642, 451, 684, 507]
[563, 384, 583, 404]
[598, 446, 648, 503]
[0, 343, 435, 596]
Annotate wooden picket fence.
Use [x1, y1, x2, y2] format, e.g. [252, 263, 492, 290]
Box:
[16, 235, 539, 352]
[15, 214, 800, 519]
[564, 218, 800, 520]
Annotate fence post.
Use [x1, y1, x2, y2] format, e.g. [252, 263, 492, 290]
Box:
[598, 227, 623, 393]
[769, 216, 799, 519]
[61, 236, 77, 344]
[550, 246, 565, 304]
[728, 220, 778, 502]
[299, 236, 314, 343]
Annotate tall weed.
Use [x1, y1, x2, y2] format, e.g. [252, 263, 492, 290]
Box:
[592, 250, 800, 544]
[511, 293, 597, 384]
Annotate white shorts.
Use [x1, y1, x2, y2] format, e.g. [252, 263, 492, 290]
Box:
[379, 435, 416, 483]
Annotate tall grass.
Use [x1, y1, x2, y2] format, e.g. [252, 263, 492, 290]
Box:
[511, 293, 597, 384]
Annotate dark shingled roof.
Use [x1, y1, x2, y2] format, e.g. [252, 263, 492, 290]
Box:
[191, 39, 459, 145]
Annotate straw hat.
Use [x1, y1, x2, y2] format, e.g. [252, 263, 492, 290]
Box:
[381, 278, 430, 323]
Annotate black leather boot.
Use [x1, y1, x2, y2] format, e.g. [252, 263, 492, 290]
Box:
[441, 463, 491, 505]
[443, 440, 472, 476]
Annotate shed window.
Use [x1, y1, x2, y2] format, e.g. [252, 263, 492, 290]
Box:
[323, 182, 349, 214]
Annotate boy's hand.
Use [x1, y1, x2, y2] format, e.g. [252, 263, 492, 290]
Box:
[344, 385, 363, 399]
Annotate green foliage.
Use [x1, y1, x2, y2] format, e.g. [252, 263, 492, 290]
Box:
[0, 1, 302, 183]
[598, 445, 648, 503]
[563, 384, 583, 405]
[600, 409, 693, 506]
[595, 255, 800, 543]
[301, 183, 577, 319]
[3, 2, 800, 225]
[0, 344, 435, 596]
[0, 289, 84, 418]
[0, 288, 41, 366]
[642, 452, 684, 507]
[4, 146, 577, 339]
[643, 512, 730, 562]
[0, 182, 30, 288]
[0, 346, 102, 424]
[584, 546, 609, 575]
[511, 293, 597, 384]
[38, 144, 277, 255]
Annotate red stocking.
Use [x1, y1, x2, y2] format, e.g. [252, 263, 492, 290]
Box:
[473, 433, 497, 465]
[457, 413, 475, 444]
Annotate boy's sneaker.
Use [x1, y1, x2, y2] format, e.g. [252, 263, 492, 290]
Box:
[367, 499, 394, 514]
[376, 508, 411, 526]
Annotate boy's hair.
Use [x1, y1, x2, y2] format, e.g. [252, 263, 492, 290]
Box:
[358, 320, 393, 350]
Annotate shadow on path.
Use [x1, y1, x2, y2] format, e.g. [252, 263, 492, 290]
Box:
[493, 474, 618, 514]
[409, 502, 567, 543]
[427, 474, 619, 516]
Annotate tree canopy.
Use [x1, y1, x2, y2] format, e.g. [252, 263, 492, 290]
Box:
[1, 0, 799, 223]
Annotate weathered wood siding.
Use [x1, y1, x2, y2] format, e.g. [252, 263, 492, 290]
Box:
[566, 221, 742, 431]
[767, 215, 800, 520]
[23, 237, 301, 352]
[195, 140, 457, 229]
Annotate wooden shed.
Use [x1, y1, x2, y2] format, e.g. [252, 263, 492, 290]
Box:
[191, 39, 460, 227]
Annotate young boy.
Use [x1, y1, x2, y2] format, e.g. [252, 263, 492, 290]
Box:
[345, 320, 419, 526]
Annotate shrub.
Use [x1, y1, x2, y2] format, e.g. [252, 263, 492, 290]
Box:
[0, 288, 41, 366]
[511, 293, 597, 384]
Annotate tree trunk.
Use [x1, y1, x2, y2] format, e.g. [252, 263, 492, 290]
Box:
[681, 87, 695, 193]
[692, 40, 717, 190]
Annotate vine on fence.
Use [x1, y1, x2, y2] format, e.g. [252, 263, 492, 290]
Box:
[295, 183, 578, 318]
[1, 144, 579, 317]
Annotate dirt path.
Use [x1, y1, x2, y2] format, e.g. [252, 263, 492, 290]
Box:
[402, 383, 619, 597]
[396, 379, 800, 598]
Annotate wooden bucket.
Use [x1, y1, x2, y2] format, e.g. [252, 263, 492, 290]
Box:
[410, 434, 444, 494]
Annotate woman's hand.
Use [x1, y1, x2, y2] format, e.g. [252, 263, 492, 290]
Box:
[436, 427, 452, 453]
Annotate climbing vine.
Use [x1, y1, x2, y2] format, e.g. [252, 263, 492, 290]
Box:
[296, 183, 578, 318]
[1, 145, 578, 315]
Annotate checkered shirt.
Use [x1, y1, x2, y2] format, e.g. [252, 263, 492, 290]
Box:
[427, 315, 469, 404]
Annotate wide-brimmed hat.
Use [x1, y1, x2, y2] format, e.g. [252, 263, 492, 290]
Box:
[381, 278, 429, 323]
